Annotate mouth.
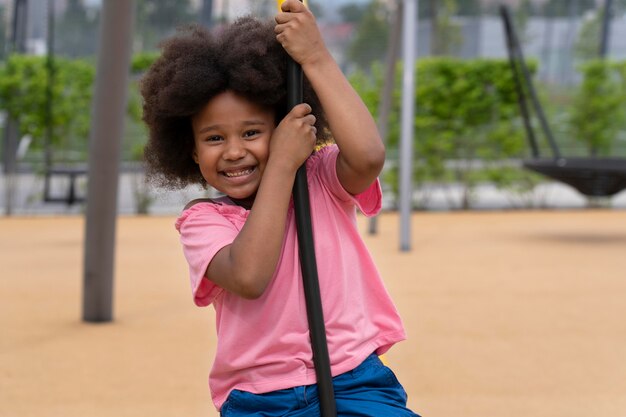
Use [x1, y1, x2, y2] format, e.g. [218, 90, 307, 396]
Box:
[220, 166, 256, 178]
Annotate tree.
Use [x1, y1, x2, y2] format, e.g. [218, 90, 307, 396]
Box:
[570, 61, 626, 156]
[0, 55, 94, 156]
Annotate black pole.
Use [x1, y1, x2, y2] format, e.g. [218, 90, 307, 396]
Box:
[501, 6, 561, 159]
[500, 5, 539, 158]
[286, 6, 337, 417]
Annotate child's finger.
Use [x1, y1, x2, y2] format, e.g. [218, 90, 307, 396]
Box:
[303, 114, 317, 127]
[274, 22, 287, 36]
[289, 103, 312, 118]
[275, 12, 290, 25]
[279, 0, 307, 13]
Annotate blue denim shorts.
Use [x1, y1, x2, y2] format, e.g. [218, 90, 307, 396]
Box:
[220, 354, 420, 416]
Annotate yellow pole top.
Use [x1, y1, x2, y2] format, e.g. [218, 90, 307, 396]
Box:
[276, 0, 308, 11]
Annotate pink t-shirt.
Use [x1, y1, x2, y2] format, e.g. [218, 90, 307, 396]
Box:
[175, 145, 406, 410]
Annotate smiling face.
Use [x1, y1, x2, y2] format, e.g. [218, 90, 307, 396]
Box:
[191, 91, 276, 204]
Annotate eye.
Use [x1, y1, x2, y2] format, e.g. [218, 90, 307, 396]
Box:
[204, 135, 223, 143]
[243, 130, 260, 139]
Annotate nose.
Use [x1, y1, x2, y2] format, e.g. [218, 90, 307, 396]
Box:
[223, 137, 246, 160]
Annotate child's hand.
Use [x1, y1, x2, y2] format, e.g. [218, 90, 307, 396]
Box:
[274, 0, 327, 67]
[269, 103, 317, 172]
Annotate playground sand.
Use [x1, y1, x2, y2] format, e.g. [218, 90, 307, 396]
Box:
[1, 210, 626, 417]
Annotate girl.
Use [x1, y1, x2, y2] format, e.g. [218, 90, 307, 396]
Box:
[141, 1, 419, 415]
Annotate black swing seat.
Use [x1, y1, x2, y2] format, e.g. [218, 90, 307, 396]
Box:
[523, 157, 626, 197]
[500, 5, 626, 198]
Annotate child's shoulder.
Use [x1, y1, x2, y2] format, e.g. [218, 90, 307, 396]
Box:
[183, 195, 232, 211]
[184, 197, 229, 211]
[183, 198, 214, 211]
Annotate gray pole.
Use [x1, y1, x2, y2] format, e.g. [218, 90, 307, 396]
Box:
[369, 0, 402, 235]
[3, 0, 28, 216]
[82, 0, 135, 322]
[399, 0, 416, 251]
[599, 0, 613, 58]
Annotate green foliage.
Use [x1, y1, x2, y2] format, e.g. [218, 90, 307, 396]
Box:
[0, 54, 94, 154]
[126, 52, 161, 161]
[131, 51, 160, 74]
[569, 60, 626, 156]
[350, 57, 531, 209]
[128, 51, 160, 125]
[0, 52, 163, 164]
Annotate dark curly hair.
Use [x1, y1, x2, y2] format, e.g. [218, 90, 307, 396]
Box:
[141, 17, 331, 189]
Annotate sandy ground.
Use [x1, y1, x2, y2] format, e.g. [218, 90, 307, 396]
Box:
[1, 210, 626, 417]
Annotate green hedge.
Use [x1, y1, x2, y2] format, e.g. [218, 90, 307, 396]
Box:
[0, 54, 94, 155]
[350, 57, 540, 208]
[569, 60, 626, 157]
[0, 53, 160, 163]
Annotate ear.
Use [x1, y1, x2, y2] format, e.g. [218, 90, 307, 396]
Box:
[192, 149, 199, 164]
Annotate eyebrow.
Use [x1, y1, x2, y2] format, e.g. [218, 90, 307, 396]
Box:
[197, 120, 269, 134]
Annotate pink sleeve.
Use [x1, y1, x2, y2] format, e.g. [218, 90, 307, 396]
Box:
[309, 145, 382, 216]
[175, 205, 238, 306]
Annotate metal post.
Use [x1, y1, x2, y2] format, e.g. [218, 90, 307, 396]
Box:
[82, 0, 135, 322]
[399, 0, 417, 252]
[2, 0, 28, 216]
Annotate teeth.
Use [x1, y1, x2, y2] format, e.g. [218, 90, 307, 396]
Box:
[224, 168, 253, 178]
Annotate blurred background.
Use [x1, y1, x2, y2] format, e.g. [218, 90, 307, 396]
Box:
[1, 0, 626, 215]
[2, 3, 626, 417]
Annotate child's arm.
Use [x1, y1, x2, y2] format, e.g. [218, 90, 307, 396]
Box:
[275, 0, 385, 195]
[205, 104, 317, 299]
